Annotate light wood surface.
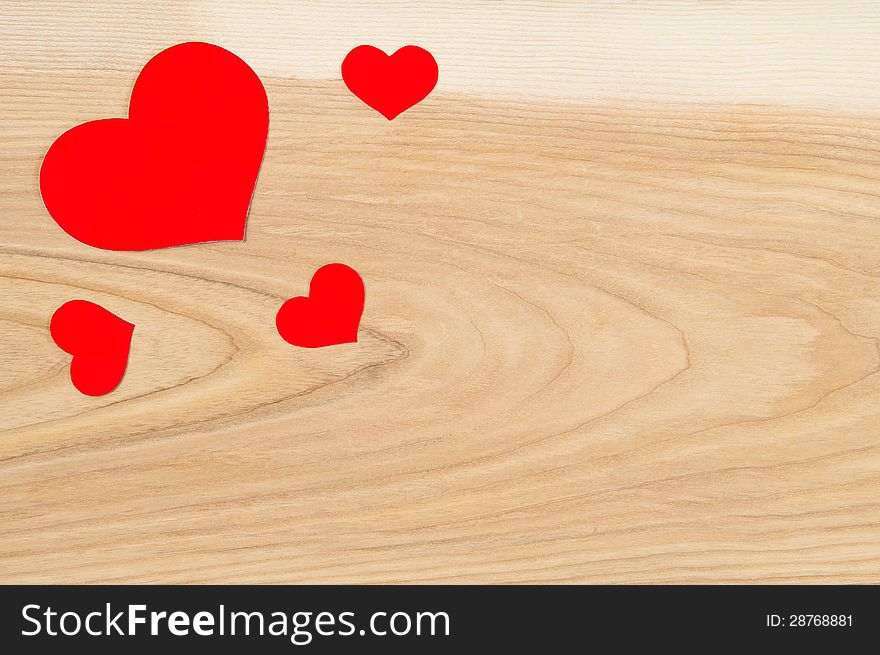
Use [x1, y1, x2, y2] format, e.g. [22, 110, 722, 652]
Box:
[2, 1, 880, 583]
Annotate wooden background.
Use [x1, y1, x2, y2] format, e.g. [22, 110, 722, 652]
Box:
[2, 1, 879, 583]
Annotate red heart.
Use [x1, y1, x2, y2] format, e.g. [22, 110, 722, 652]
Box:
[50, 300, 134, 396]
[276, 264, 365, 348]
[342, 45, 438, 120]
[39, 42, 268, 251]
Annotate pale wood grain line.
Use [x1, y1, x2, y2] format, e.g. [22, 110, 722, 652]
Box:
[5, 1, 880, 107]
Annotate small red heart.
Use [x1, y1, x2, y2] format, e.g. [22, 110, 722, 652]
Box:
[50, 300, 134, 396]
[276, 264, 365, 348]
[40, 42, 268, 251]
[342, 45, 438, 120]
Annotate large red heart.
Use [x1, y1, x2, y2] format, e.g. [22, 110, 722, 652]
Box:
[40, 42, 268, 251]
[276, 264, 365, 348]
[342, 45, 438, 120]
[50, 300, 134, 396]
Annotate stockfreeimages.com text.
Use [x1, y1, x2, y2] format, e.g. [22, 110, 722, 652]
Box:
[22, 603, 450, 645]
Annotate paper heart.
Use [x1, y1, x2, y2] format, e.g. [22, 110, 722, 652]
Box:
[342, 45, 438, 119]
[50, 300, 134, 396]
[39, 42, 268, 251]
[276, 264, 365, 348]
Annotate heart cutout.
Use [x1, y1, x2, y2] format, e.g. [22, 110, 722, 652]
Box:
[40, 42, 268, 251]
[342, 45, 438, 120]
[276, 264, 365, 348]
[50, 300, 134, 396]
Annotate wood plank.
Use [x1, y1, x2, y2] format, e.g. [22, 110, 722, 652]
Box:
[1, 2, 879, 583]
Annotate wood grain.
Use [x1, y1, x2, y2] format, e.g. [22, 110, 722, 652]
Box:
[2, 1, 880, 583]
